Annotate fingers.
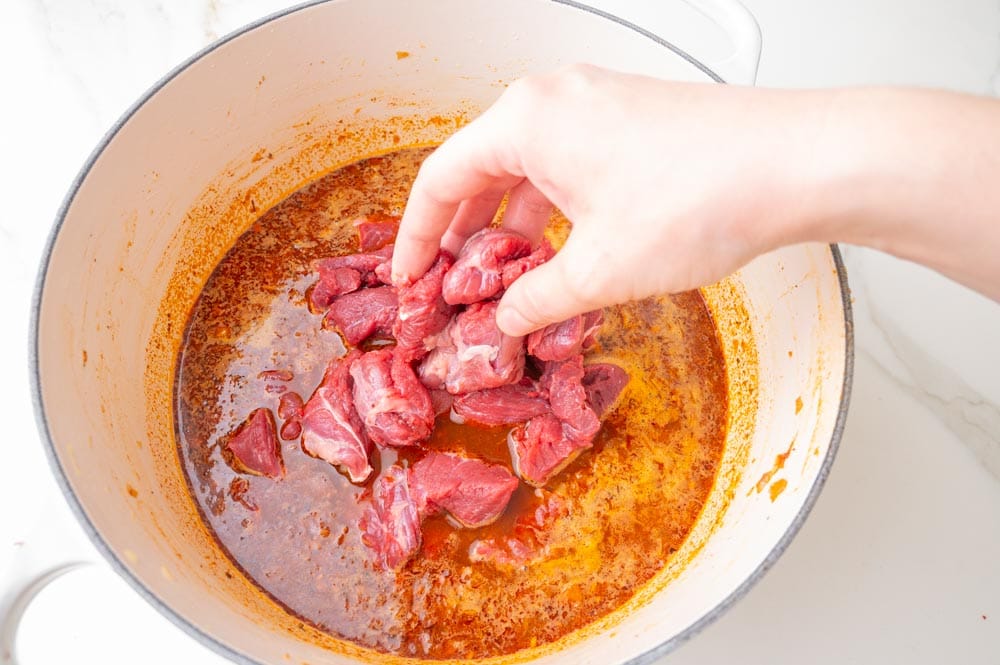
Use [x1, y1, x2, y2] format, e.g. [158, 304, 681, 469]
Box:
[392, 109, 524, 284]
[496, 233, 605, 336]
[440, 185, 509, 256]
[501, 179, 553, 245]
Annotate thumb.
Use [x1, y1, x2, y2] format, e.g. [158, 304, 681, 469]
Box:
[496, 235, 605, 336]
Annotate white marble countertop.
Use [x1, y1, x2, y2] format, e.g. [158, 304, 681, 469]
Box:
[1, 1, 998, 663]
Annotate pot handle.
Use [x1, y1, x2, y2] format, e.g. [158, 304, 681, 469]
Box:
[1, 562, 93, 664]
[681, 0, 762, 85]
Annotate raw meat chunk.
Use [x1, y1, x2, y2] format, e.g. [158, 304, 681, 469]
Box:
[582, 363, 630, 417]
[452, 381, 550, 426]
[508, 413, 590, 487]
[224, 408, 284, 479]
[309, 245, 393, 309]
[354, 215, 400, 251]
[527, 310, 603, 362]
[300, 350, 373, 483]
[509, 357, 605, 486]
[323, 285, 398, 345]
[359, 465, 423, 569]
[360, 453, 518, 568]
[350, 349, 435, 448]
[441, 229, 532, 305]
[277, 391, 304, 420]
[277, 391, 304, 441]
[541, 356, 600, 442]
[429, 389, 454, 417]
[309, 268, 362, 311]
[500, 238, 556, 288]
[419, 301, 525, 395]
[410, 451, 519, 528]
[394, 250, 456, 361]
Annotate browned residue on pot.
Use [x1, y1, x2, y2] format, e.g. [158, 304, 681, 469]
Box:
[754, 437, 796, 496]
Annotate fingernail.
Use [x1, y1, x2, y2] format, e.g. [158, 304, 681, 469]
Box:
[496, 305, 531, 337]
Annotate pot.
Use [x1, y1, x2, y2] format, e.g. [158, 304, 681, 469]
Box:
[29, 1, 852, 663]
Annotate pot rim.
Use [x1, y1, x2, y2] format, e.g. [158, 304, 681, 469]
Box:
[28, 1, 854, 663]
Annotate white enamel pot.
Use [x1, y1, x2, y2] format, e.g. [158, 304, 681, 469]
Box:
[28, 1, 852, 664]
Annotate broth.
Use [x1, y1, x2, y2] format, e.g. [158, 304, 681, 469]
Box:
[175, 147, 728, 659]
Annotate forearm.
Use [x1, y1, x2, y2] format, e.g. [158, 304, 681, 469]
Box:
[797, 88, 1000, 300]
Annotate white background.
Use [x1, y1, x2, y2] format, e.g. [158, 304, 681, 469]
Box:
[1, 1, 998, 663]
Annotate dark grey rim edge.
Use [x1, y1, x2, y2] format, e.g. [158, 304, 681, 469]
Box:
[28, 1, 852, 664]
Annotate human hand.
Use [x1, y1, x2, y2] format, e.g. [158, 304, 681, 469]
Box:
[391, 65, 825, 335]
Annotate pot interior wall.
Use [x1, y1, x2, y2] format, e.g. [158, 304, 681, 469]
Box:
[35, 1, 847, 664]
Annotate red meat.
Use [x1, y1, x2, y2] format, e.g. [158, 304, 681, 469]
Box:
[410, 451, 519, 528]
[350, 349, 435, 448]
[224, 408, 284, 479]
[527, 310, 603, 362]
[507, 413, 590, 487]
[323, 285, 398, 346]
[582, 363, 630, 417]
[500, 238, 556, 288]
[360, 453, 518, 568]
[541, 356, 600, 443]
[419, 301, 525, 395]
[441, 229, 532, 305]
[300, 351, 373, 483]
[394, 250, 456, 361]
[354, 215, 400, 251]
[309, 245, 393, 309]
[359, 465, 423, 569]
[451, 381, 550, 426]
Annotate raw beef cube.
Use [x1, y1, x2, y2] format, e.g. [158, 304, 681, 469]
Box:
[500, 238, 556, 288]
[452, 381, 550, 426]
[359, 465, 423, 569]
[323, 285, 398, 346]
[310, 245, 394, 309]
[359, 453, 517, 568]
[309, 267, 362, 310]
[300, 350, 373, 483]
[527, 310, 604, 362]
[429, 389, 454, 417]
[541, 356, 600, 442]
[354, 214, 400, 251]
[508, 413, 591, 487]
[419, 301, 525, 395]
[394, 250, 456, 361]
[224, 408, 284, 479]
[582, 363, 630, 417]
[441, 229, 532, 305]
[350, 349, 435, 448]
[410, 451, 519, 528]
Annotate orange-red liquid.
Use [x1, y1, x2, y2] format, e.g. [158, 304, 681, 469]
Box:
[175, 148, 728, 659]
